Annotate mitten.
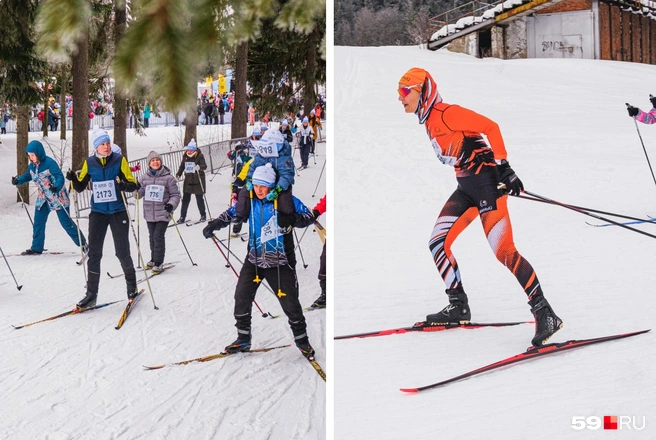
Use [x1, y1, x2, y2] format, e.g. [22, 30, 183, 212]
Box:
[66, 169, 77, 181]
[202, 224, 215, 239]
[266, 185, 283, 202]
[497, 161, 524, 196]
[11, 176, 19, 186]
[164, 203, 173, 213]
[245, 180, 253, 191]
[627, 105, 639, 117]
[650, 94, 656, 108]
[195, 164, 201, 171]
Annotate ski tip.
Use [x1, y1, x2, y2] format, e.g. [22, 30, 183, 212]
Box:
[399, 388, 419, 393]
[11, 325, 22, 330]
[142, 365, 164, 371]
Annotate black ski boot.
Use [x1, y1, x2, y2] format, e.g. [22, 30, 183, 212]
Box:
[296, 337, 315, 360]
[426, 287, 471, 324]
[176, 217, 186, 224]
[199, 215, 207, 223]
[21, 248, 42, 255]
[529, 296, 563, 346]
[310, 290, 326, 309]
[76, 292, 97, 309]
[224, 329, 251, 353]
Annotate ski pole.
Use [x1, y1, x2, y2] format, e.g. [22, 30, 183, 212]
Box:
[293, 229, 308, 268]
[16, 188, 34, 227]
[118, 184, 159, 309]
[312, 160, 326, 197]
[169, 213, 197, 266]
[213, 232, 279, 298]
[195, 168, 213, 220]
[514, 194, 652, 223]
[0, 246, 23, 290]
[519, 190, 656, 240]
[294, 223, 311, 251]
[135, 193, 141, 268]
[274, 199, 285, 299]
[627, 103, 656, 189]
[66, 181, 88, 283]
[210, 235, 274, 318]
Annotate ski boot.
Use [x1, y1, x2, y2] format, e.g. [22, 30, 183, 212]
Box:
[21, 248, 42, 255]
[199, 215, 207, 223]
[310, 291, 326, 309]
[296, 338, 316, 360]
[76, 292, 97, 309]
[529, 296, 563, 346]
[176, 217, 186, 224]
[151, 264, 164, 274]
[426, 287, 471, 324]
[145, 261, 155, 270]
[224, 331, 252, 354]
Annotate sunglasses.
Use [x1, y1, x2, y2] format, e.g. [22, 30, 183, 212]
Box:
[398, 83, 423, 98]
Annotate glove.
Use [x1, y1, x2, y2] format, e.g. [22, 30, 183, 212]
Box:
[277, 212, 295, 227]
[202, 220, 220, 238]
[266, 185, 283, 202]
[627, 105, 639, 117]
[116, 180, 139, 192]
[11, 176, 19, 186]
[116, 180, 128, 192]
[66, 169, 77, 181]
[164, 203, 173, 213]
[130, 163, 141, 172]
[194, 164, 201, 171]
[650, 95, 656, 108]
[312, 209, 321, 220]
[245, 180, 253, 191]
[496, 161, 524, 196]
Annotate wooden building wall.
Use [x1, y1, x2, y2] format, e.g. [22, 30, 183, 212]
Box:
[599, 2, 655, 63]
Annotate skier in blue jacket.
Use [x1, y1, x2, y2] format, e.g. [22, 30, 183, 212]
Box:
[202, 163, 317, 360]
[12, 140, 87, 255]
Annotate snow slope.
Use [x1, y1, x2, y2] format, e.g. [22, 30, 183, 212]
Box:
[0, 123, 326, 439]
[335, 46, 656, 439]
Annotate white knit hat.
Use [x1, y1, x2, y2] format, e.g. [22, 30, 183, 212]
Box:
[92, 128, 111, 149]
[251, 163, 276, 188]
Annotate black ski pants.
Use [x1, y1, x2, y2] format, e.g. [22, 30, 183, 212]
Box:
[147, 221, 169, 265]
[86, 210, 136, 296]
[180, 192, 206, 219]
[318, 242, 326, 292]
[233, 259, 308, 344]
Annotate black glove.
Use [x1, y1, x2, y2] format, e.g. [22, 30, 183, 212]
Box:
[116, 181, 128, 192]
[66, 169, 77, 181]
[202, 222, 217, 238]
[164, 203, 173, 213]
[650, 95, 656, 108]
[11, 176, 19, 186]
[277, 212, 295, 228]
[312, 209, 321, 220]
[496, 161, 524, 196]
[627, 105, 639, 117]
[116, 180, 140, 192]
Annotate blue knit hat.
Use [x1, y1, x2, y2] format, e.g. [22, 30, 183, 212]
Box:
[92, 128, 111, 149]
[251, 163, 276, 188]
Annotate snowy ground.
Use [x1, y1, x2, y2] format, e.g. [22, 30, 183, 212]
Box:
[0, 123, 327, 439]
[335, 46, 656, 439]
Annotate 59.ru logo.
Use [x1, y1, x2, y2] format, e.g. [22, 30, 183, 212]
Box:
[572, 416, 646, 430]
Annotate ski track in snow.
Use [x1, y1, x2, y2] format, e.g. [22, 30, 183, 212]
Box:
[0, 124, 326, 439]
[335, 46, 655, 440]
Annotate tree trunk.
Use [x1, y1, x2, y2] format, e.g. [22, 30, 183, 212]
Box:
[113, 0, 128, 156]
[303, 28, 319, 116]
[43, 76, 50, 138]
[59, 72, 67, 140]
[16, 106, 30, 204]
[184, 72, 198, 146]
[231, 41, 248, 139]
[72, 28, 89, 171]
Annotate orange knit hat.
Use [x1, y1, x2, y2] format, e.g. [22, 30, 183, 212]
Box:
[399, 68, 428, 87]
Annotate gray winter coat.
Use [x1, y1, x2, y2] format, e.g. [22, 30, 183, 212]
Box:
[138, 159, 181, 223]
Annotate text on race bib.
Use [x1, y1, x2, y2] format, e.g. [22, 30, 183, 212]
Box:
[431, 138, 458, 166]
[261, 216, 280, 243]
[184, 162, 196, 173]
[144, 184, 165, 202]
[255, 142, 279, 158]
[93, 180, 117, 203]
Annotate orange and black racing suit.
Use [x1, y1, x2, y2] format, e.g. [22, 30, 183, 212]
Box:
[425, 102, 543, 301]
